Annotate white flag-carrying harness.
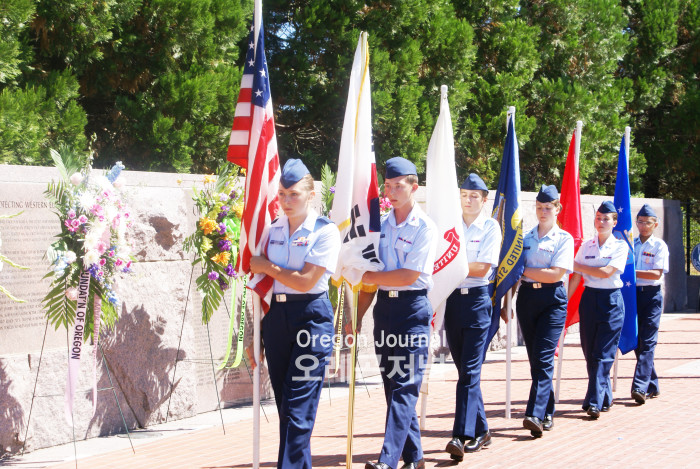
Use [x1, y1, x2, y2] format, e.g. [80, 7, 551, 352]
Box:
[420, 85, 469, 430]
[426, 85, 469, 329]
[330, 32, 384, 288]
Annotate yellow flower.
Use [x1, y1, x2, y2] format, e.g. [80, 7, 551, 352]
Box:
[199, 217, 218, 235]
[203, 174, 216, 184]
[200, 236, 213, 253]
[211, 251, 231, 266]
[176, 178, 183, 185]
[240, 168, 246, 176]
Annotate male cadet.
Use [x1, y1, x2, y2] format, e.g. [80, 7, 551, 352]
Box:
[358, 157, 437, 469]
[631, 204, 669, 404]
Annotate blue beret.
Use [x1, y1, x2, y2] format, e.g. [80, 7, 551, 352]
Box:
[536, 184, 559, 203]
[460, 173, 488, 191]
[280, 158, 310, 188]
[385, 157, 417, 179]
[637, 204, 658, 218]
[597, 201, 617, 214]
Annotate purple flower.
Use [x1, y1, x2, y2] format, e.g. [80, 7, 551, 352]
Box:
[208, 271, 219, 281]
[229, 189, 240, 200]
[218, 223, 226, 235]
[218, 239, 232, 251]
[330, 186, 336, 194]
[225, 264, 235, 277]
[218, 277, 229, 290]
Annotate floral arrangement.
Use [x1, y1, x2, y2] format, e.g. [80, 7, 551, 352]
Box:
[42, 146, 133, 339]
[183, 163, 244, 323]
[0, 211, 29, 302]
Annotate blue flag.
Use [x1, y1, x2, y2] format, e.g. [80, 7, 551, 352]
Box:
[484, 116, 525, 357]
[613, 133, 638, 354]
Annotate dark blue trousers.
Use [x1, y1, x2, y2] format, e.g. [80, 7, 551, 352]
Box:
[516, 285, 567, 419]
[632, 286, 663, 394]
[373, 291, 430, 469]
[579, 287, 624, 410]
[444, 286, 491, 439]
[262, 293, 334, 469]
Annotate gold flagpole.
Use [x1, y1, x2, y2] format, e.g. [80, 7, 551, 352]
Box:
[346, 287, 359, 467]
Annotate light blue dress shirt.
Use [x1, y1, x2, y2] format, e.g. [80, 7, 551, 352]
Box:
[266, 210, 341, 294]
[634, 235, 669, 286]
[574, 235, 629, 289]
[377, 203, 437, 291]
[521, 224, 574, 282]
[457, 212, 501, 288]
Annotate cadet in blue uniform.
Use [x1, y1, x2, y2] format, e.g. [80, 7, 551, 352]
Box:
[249, 159, 341, 468]
[443, 174, 501, 462]
[568, 201, 629, 419]
[516, 185, 574, 437]
[631, 204, 669, 404]
[360, 157, 436, 469]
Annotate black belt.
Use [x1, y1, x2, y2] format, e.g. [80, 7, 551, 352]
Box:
[637, 285, 661, 292]
[520, 281, 563, 289]
[378, 289, 427, 299]
[271, 292, 326, 303]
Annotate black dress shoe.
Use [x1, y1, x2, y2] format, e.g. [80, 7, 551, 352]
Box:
[543, 414, 554, 431]
[587, 406, 600, 419]
[523, 415, 543, 437]
[647, 390, 660, 399]
[445, 437, 465, 461]
[365, 462, 393, 469]
[465, 431, 491, 453]
[601, 403, 613, 412]
[400, 459, 425, 469]
[631, 389, 646, 404]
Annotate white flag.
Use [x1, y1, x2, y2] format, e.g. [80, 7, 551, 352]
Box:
[331, 32, 384, 287]
[426, 85, 469, 330]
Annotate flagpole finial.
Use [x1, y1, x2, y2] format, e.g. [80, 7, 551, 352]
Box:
[441, 85, 448, 99]
[576, 120, 583, 131]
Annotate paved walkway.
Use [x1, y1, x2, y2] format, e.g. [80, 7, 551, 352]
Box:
[5, 312, 700, 468]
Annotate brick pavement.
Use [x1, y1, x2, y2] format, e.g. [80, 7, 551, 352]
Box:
[14, 313, 700, 468]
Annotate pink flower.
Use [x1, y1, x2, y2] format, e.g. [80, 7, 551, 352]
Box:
[91, 204, 104, 216]
[78, 215, 88, 224]
[64, 220, 77, 232]
[108, 250, 115, 257]
[68, 209, 76, 219]
[126, 261, 132, 269]
[70, 219, 80, 229]
[96, 241, 108, 254]
[99, 258, 107, 266]
[115, 259, 123, 267]
[65, 288, 78, 301]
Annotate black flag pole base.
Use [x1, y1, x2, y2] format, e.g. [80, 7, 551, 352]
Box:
[21, 318, 137, 466]
[166, 263, 226, 434]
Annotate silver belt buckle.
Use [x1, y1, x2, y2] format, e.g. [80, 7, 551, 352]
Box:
[388, 290, 399, 298]
[533, 282, 542, 289]
[460, 288, 470, 295]
[275, 294, 287, 302]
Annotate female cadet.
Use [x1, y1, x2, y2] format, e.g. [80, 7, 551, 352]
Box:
[444, 174, 501, 462]
[249, 159, 341, 468]
[568, 201, 629, 419]
[516, 185, 574, 437]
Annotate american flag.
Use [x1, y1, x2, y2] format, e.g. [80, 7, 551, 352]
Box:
[227, 20, 280, 312]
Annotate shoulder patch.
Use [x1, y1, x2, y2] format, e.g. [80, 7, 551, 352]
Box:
[314, 216, 332, 232]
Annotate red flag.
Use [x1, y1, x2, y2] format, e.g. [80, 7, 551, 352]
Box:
[558, 129, 584, 328]
[228, 20, 280, 313]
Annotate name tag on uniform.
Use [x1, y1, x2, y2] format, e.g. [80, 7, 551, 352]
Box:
[270, 239, 285, 245]
[292, 237, 309, 246]
[585, 255, 595, 259]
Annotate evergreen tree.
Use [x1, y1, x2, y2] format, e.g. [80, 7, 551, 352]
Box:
[624, 0, 699, 204]
[265, 0, 477, 176]
[0, 0, 87, 164]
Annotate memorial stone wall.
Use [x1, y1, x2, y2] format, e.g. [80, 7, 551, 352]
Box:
[0, 165, 686, 455]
